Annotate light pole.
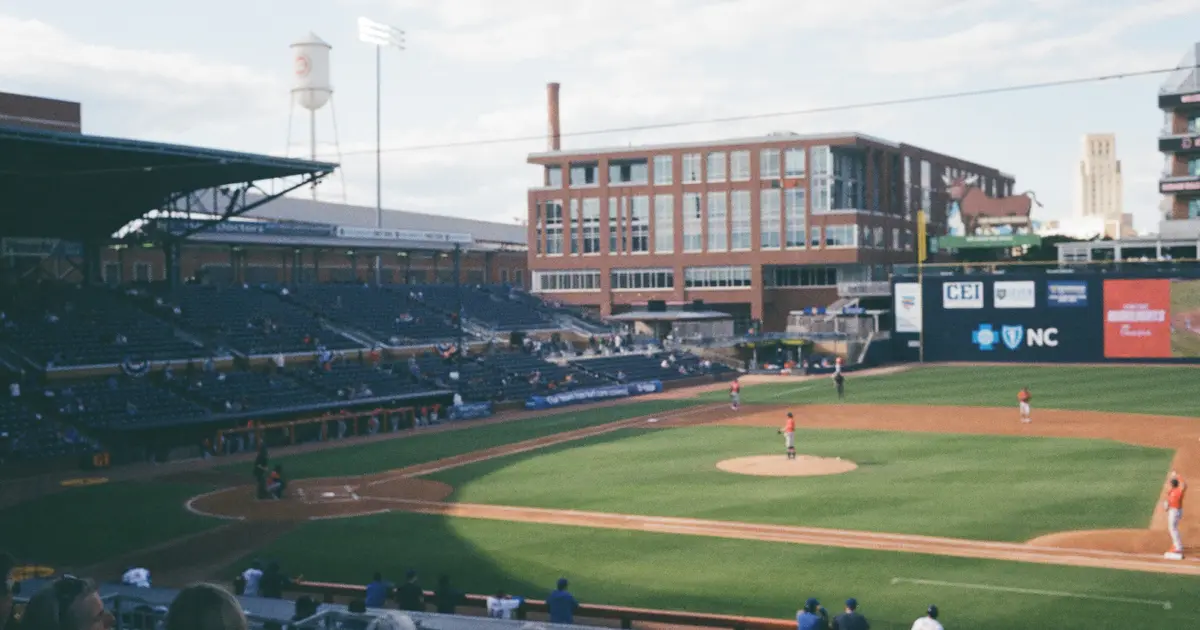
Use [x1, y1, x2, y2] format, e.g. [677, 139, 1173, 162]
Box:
[357, 16, 404, 284]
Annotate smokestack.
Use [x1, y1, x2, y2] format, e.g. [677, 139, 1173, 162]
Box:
[546, 82, 561, 152]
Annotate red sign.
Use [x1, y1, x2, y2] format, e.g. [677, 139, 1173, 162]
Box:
[1103, 279, 1171, 358]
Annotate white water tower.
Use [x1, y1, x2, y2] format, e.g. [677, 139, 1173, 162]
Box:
[287, 33, 343, 200]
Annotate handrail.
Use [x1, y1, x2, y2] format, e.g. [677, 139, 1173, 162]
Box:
[289, 580, 794, 630]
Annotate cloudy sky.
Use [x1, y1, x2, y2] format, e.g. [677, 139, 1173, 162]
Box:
[1, 0, 1196, 232]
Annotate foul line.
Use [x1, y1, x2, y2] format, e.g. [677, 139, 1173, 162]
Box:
[184, 488, 246, 521]
[310, 508, 391, 521]
[890, 578, 1173, 610]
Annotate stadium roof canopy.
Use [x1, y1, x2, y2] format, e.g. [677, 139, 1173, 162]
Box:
[0, 125, 336, 240]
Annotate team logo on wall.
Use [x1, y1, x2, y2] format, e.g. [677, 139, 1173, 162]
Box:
[943, 281, 984, 309]
[993, 281, 1036, 309]
[1001, 325, 1024, 350]
[972, 324, 998, 351]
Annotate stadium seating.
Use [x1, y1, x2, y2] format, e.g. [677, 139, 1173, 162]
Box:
[295, 360, 436, 400]
[51, 376, 211, 429]
[573, 352, 726, 383]
[415, 285, 554, 331]
[284, 284, 461, 345]
[0, 396, 97, 460]
[157, 285, 360, 356]
[171, 369, 334, 413]
[0, 285, 205, 367]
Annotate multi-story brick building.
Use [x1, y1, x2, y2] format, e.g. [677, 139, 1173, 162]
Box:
[1159, 42, 1200, 220]
[526, 99, 1015, 331]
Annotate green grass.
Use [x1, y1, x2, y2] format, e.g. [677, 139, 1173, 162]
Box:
[429, 426, 1171, 541]
[249, 512, 1200, 630]
[0, 482, 217, 566]
[701, 365, 1200, 417]
[216, 399, 699, 479]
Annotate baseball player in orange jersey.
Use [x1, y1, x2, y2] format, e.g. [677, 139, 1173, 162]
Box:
[1018, 387, 1032, 424]
[730, 379, 741, 411]
[777, 412, 797, 460]
[1165, 471, 1187, 559]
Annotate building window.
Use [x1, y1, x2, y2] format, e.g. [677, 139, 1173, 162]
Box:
[545, 200, 564, 254]
[892, 227, 900, 250]
[825, 224, 856, 247]
[684, 266, 752, 289]
[609, 159, 648, 185]
[760, 148, 781, 179]
[570, 163, 598, 186]
[730, 190, 751, 250]
[653, 155, 673, 185]
[683, 192, 703, 252]
[904, 228, 913, 251]
[582, 198, 601, 254]
[809, 226, 822, 248]
[630, 195, 650, 253]
[533, 270, 601, 293]
[654, 194, 674, 253]
[785, 148, 806, 178]
[534, 201, 544, 255]
[1188, 158, 1200, 177]
[569, 199, 580, 254]
[784, 188, 806, 248]
[730, 150, 751, 181]
[609, 197, 620, 254]
[682, 153, 702, 183]
[902, 155, 912, 220]
[919, 160, 932, 211]
[611, 268, 674, 291]
[812, 177, 831, 213]
[546, 166, 562, 187]
[832, 151, 865, 210]
[760, 189, 781, 249]
[811, 146, 831, 175]
[1189, 199, 1200, 219]
[706, 152, 726, 182]
[768, 266, 838, 287]
[102, 262, 121, 285]
[873, 225, 884, 248]
[707, 192, 728, 252]
[133, 262, 153, 283]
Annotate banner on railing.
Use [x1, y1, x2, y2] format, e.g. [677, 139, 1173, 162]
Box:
[448, 402, 493, 421]
[525, 380, 663, 410]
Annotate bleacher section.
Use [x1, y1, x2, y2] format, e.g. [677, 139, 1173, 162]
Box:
[173, 369, 333, 412]
[418, 285, 553, 331]
[52, 377, 211, 430]
[575, 352, 729, 383]
[0, 285, 204, 367]
[297, 361, 434, 400]
[285, 284, 460, 345]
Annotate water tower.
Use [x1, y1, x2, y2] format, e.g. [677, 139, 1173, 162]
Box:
[287, 33, 342, 200]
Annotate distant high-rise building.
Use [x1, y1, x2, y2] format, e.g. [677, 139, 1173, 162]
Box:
[1159, 41, 1200, 221]
[1077, 133, 1130, 237]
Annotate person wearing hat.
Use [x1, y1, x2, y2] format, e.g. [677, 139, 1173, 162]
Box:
[778, 412, 797, 460]
[394, 569, 424, 612]
[546, 578, 579, 624]
[832, 598, 868, 630]
[796, 597, 828, 630]
[911, 605, 943, 630]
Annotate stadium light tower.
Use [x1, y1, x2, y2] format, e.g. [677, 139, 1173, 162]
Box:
[357, 17, 404, 229]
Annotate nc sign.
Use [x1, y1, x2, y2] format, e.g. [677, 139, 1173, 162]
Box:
[942, 281, 984, 309]
[972, 324, 1059, 351]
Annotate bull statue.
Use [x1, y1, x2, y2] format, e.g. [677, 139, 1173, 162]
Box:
[941, 174, 1041, 236]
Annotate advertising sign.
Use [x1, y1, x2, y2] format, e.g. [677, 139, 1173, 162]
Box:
[1103, 279, 1171, 358]
[938, 234, 1042, 249]
[447, 402, 493, 421]
[993, 281, 1036, 309]
[1159, 178, 1200, 194]
[335, 226, 474, 244]
[1158, 91, 1200, 108]
[942, 281, 984, 309]
[1047, 281, 1088, 307]
[893, 282, 922, 333]
[1158, 134, 1200, 153]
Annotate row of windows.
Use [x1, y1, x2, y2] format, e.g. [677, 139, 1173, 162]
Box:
[612, 268, 674, 290]
[533, 265, 869, 292]
[683, 266, 753, 289]
[549, 147, 817, 189]
[534, 270, 602, 292]
[768, 266, 839, 287]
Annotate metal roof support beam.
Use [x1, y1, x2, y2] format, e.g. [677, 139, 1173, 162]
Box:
[176, 171, 332, 239]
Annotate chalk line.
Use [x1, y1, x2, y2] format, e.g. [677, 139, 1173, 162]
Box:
[890, 577, 1172, 610]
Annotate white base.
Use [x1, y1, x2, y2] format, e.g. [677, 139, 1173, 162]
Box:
[1164, 551, 1184, 560]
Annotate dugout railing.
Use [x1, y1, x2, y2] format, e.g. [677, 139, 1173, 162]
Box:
[212, 405, 437, 454]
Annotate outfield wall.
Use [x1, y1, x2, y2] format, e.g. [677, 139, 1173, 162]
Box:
[891, 266, 1200, 363]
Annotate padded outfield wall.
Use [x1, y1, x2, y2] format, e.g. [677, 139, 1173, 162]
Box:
[890, 265, 1200, 363]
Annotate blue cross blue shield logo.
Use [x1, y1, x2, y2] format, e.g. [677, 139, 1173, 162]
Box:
[1001, 325, 1024, 350]
[972, 324, 997, 351]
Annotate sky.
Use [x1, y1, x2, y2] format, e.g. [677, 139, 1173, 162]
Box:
[1, 0, 1197, 233]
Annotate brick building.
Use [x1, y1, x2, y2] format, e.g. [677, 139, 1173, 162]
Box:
[1159, 42, 1200, 220]
[526, 118, 1014, 331]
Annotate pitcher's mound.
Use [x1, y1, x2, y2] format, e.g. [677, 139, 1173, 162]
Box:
[717, 455, 857, 477]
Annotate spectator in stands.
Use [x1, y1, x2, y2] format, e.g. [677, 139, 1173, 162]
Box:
[259, 561, 297, 599]
[121, 566, 152, 588]
[547, 578, 579, 624]
[1, 551, 16, 630]
[832, 598, 868, 630]
[290, 596, 319, 627]
[485, 591, 522, 620]
[241, 561, 264, 597]
[22, 576, 114, 630]
[342, 601, 370, 630]
[365, 573, 392, 608]
[910, 605, 942, 630]
[616, 370, 626, 384]
[432, 576, 464, 615]
[796, 598, 828, 630]
[165, 583, 246, 630]
[393, 570, 423, 612]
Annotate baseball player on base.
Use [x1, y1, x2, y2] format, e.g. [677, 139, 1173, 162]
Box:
[1165, 471, 1187, 560]
[1018, 387, 1032, 424]
[777, 412, 796, 460]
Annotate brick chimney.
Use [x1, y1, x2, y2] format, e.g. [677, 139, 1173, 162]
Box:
[546, 82, 561, 151]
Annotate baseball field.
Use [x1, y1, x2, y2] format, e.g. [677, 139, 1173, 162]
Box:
[4, 365, 1200, 630]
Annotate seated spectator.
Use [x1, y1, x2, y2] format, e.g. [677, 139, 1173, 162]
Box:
[165, 583, 247, 630]
[21, 576, 114, 630]
[432, 576, 464, 615]
[267, 465, 286, 500]
[797, 597, 828, 630]
[485, 591, 523, 620]
[393, 570, 423, 612]
[343, 600, 370, 630]
[365, 573, 392, 608]
[240, 561, 263, 597]
[290, 596, 319, 628]
[832, 598, 868, 630]
[547, 578, 579, 624]
[259, 561, 298, 599]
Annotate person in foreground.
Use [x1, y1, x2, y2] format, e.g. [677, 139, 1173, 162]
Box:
[546, 578, 579, 624]
[832, 598, 868, 630]
[164, 583, 247, 630]
[910, 604, 943, 630]
[21, 576, 114, 630]
[796, 597, 828, 630]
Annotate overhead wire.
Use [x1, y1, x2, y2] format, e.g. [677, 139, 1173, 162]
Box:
[4, 62, 1191, 178]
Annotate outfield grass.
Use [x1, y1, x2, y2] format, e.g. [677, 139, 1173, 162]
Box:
[248, 511, 1199, 630]
[429, 426, 1172, 541]
[217, 399, 699, 480]
[0, 482, 217, 567]
[702, 365, 1200, 417]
